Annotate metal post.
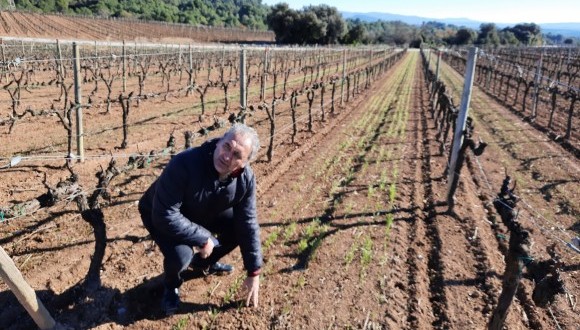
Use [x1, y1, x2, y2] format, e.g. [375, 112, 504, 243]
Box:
[122, 40, 126, 92]
[240, 48, 247, 113]
[73, 42, 84, 163]
[1, 39, 7, 82]
[531, 50, 543, 118]
[340, 48, 346, 106]
[188, 44, 193, 88]
[432, 50, 441, 93]
[56, 39, 64, 79]
[261, 47, 268, 101]
[446, 47, 478, 197]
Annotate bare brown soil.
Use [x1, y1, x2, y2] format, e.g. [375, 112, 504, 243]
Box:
[0, 47, 578, 330]
[0, 11, 274, 44]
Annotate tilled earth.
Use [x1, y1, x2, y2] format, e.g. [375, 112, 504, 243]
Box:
[0, 50, 578, 329]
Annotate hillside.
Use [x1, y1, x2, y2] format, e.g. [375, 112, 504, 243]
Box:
[0, 11, 275, 44]
[342, 11, 580, 37]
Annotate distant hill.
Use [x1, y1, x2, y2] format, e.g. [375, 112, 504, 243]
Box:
[342, 11, 580, 37]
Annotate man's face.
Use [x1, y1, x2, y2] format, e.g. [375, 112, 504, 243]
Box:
[213, 133, 252, 177]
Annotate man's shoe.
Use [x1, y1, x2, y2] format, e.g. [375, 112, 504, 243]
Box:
[205, 262, 234, 276]
[190, 253, 234, 276]
[161, 287, 180, 316]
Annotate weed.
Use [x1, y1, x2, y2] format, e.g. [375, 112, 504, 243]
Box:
[283, 222, 297, 240]
[360, 236, 373, 278]
[304, 218, 320, 237]
[344, 240, 358, 266]
[223, 276, 243, 304]
[367, 184, 376, 198]
[264, 229, 280, 250]
[172, 317, 189, 330]
[297, 238, 308, 253]
[388, 182, 397, 204]
[296, 274, 306, 289]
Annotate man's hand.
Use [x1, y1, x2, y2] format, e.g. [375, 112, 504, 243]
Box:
[242, 275, 260, 307]
[198, 237, 215, 259]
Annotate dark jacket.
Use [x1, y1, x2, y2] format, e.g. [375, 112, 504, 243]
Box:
[139, 139, 262, 273]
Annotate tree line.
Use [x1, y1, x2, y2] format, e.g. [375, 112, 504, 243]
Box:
[6, 0, 578, 46]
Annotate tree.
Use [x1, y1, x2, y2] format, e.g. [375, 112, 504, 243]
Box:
[500, 31, 520, 45]
[454, 28, 476, 45]
[343, 19, 367, 44]
[295, 10, 326, 44]
[267, 3, 299, 44]
[477, 23, 500, 46]
[305, 5, 346, 44]
[505, 23, 541, 45]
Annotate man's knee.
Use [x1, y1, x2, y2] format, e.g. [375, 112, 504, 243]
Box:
[166, 244, 194, 271]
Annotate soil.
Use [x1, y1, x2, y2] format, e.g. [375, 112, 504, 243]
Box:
[0, 11, 274, 44]
[0, 41, 578, 330]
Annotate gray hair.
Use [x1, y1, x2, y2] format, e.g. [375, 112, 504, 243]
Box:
[223, 123, 260, 162]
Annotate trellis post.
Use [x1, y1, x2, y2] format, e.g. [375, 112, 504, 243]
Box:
[122, 40, 126, 92]
[0, 247, 57, 329]
[531, 50, 543, 119]
[239, 48, 247, 119]
[73, 42, 84, 162]
[446, 47, 478, 202]
[432, 50, 441, 93]
[340, 48, 346, 106]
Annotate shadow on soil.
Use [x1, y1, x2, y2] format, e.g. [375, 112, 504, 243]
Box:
[0, 268, 237, 329]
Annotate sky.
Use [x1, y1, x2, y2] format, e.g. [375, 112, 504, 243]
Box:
[260, 0, 580, 24]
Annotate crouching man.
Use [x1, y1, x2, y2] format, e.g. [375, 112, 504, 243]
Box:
[139, 123, 262, 315]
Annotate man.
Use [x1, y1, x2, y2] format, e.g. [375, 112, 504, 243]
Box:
[139, 123, 262, 315]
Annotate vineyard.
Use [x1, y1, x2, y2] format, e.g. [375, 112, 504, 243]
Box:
[0, 34, 579, 330]
[0, 11, 274, 44]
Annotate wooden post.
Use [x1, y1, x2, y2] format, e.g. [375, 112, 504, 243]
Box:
[0, 247, 56, 329]
[239, 48, 247, 116]
[73, 42, 84, 163]
[446, 47, 478, 202]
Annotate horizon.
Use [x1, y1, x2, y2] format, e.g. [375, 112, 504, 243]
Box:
[260, 0, 580, 24]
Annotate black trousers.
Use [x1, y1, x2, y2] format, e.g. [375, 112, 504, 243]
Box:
[141, 208, 238, 289]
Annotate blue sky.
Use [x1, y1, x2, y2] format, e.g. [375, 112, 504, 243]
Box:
[260, 0, 580, 24]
